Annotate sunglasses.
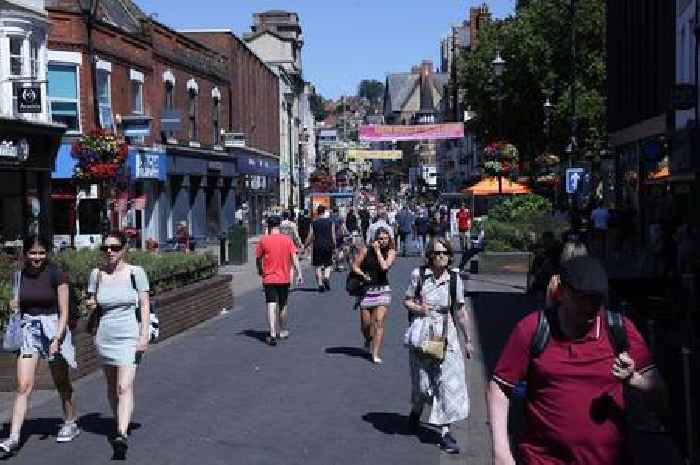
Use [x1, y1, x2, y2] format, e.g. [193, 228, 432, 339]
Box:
[100, 244, 124, 253]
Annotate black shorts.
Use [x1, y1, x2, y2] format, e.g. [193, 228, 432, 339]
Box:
[313, 247, 334, 267]
[264, 284, 290, 307]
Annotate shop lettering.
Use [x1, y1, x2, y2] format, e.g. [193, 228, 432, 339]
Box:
[0, 139, 29, 161]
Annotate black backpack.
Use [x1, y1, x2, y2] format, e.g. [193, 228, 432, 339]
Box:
[410, 266, 458, 322]
[530, 305, 629, 358]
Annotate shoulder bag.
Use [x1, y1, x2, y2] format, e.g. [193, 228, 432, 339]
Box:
[419, 271, 458, 363]
[3, 271, 23, 352]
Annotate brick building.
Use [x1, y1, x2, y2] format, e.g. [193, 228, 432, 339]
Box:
[180, 29, 281, 232]
[45, 0, 280, 247]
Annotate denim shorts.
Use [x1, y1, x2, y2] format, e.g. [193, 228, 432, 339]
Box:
[19, 314, 76, 368]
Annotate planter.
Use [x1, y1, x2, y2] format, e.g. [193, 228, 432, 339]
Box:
[0, 275, 232, 391]
[474, 251, 532, 274]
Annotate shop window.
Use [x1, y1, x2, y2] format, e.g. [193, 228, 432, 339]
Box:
[48, 64, 80, 132]
[188, 89, 198, 141]
[97, 69, 113, 129]
[10, 36, 24, 76]
[131, 80, 144, 114]
[212, 97, 220, 145]
[164, 82, 174, 109]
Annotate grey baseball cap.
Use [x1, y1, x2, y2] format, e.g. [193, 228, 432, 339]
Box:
[559, 256, 608, 297]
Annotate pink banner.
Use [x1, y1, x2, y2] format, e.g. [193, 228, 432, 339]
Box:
[360, 123, 464, 142]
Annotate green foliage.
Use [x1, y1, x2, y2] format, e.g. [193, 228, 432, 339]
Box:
[0, 250, 217, 325]
[357, 79, 385, 104]
[482, 194, 567, 251]
[309, 93, 329, 122]
[459, 0, 606, 166]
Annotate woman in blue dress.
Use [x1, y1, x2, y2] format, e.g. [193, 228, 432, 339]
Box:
[86, 231, 150, 458]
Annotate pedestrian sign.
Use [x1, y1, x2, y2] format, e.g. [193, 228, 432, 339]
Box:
[566, 168, 585, 194]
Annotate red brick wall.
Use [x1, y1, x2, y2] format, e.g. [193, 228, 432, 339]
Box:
[183, 31, 281, 157]
[47, 9, 231, 148]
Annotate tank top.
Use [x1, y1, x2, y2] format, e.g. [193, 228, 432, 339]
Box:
[361, 247, 390, 286]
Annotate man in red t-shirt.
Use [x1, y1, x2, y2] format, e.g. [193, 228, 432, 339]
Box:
[456, 205, 472, 252]
[487, 257, 666, 465]
[256, 216, 303, 346]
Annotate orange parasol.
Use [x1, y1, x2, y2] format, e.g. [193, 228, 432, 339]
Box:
[460, 177, 531, 196]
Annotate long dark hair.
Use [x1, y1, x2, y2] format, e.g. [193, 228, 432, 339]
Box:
[22, 235, 52, 271]
[372, 227, 395, 251]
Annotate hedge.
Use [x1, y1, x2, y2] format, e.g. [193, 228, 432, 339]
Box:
[0, 250, 217, 325]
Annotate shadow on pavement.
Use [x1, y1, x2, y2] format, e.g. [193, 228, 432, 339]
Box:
[361, 412, 442, 445]
[238, 330, 269, 343]
[78, 412, 141, 438]
[324, 347, 369, 360]
[292, 287, 322, 293]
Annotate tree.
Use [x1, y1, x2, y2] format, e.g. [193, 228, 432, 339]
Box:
[309, 93, 329, 122]
[357, 79, 385, 104]
[459, 0, 606, 172]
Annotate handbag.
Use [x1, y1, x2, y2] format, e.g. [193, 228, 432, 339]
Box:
[3, 271, 23, 352]
[346, 272, 366, 297]
[85, 269, 102, 335]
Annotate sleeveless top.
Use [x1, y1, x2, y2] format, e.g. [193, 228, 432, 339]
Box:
[312, 217, 334, 249]
[361, 247, 390, 287]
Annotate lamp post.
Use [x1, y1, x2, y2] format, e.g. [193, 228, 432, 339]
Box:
[77, 0, 101, 131]
[492, 50, 506, 194]
[284, 92, 294, 209]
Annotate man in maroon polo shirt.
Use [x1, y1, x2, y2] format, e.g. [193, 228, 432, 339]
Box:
[487, 257, 666, 465]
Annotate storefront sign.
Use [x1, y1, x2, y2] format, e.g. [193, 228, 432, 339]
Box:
[129, 149, 167, 181]
[223, 132, 246, 148]
[347, 149, 402, 161]
[0, 139, 29, 161]
[18, 87, 42, 113]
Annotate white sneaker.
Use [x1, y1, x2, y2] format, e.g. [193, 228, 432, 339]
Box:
[0, 437, 19, 453]
[56, 422, 80, 443]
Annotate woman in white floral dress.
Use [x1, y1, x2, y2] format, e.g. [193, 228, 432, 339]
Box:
[403, 237, 473, 454]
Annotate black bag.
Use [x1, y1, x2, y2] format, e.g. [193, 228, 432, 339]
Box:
[346, 272, 366, 297]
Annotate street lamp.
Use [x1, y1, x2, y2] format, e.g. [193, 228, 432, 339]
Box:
[284, 92, 294, 209]
[77, 0, 101, 131]
[543, 97, 553, 149]
[492, 51, 506, 194]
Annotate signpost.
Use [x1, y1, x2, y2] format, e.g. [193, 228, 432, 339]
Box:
[566, 167, 585, 194]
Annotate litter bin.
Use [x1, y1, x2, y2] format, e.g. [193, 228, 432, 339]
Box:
[228, 224, 248, 265]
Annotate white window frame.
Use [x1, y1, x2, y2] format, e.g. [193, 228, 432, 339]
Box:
[9, 35, 25, 77]
[29, 38, 39, 79]
[212, 88, 220, 146]
[47, 62, 82, 134]
[96, 62, 113, 130]
[130, 69, 144, 115]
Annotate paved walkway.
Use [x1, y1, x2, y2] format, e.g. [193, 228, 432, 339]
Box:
[0, 239, 684, 464]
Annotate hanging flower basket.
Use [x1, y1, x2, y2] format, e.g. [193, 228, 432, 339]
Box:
[483, 141, 519, 163]
[535, 152, 560, 167]
[72, 130, 128, 184]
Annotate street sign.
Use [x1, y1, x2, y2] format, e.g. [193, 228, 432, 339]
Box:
[566, 168, 585, 194]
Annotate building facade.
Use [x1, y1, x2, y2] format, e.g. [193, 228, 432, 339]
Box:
[0, 0, 65, 244]
[607, 0, 681, 245]
[46, 0, 253, 248]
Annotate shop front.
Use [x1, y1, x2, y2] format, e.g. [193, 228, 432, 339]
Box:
[233, 149, 280, 235]
[165, 146, 236, 248]
[0, 118, 65, 248]
[123, 147, 168, 248]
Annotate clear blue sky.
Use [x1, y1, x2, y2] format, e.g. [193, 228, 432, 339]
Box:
[135, 1, 515, 100]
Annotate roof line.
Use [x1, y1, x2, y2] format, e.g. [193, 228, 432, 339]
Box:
[177, 28, 233, 33]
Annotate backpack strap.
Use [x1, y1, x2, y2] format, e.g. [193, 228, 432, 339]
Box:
[531, 306, 629, 358]
[414, 265, 428, 300]
[606, 307, 629, 355]
[531, 307, 554, 359]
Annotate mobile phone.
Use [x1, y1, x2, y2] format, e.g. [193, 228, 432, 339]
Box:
[134, 351, 144, 365]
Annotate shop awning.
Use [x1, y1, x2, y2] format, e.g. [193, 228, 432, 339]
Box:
[52, 143, 77, 179]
